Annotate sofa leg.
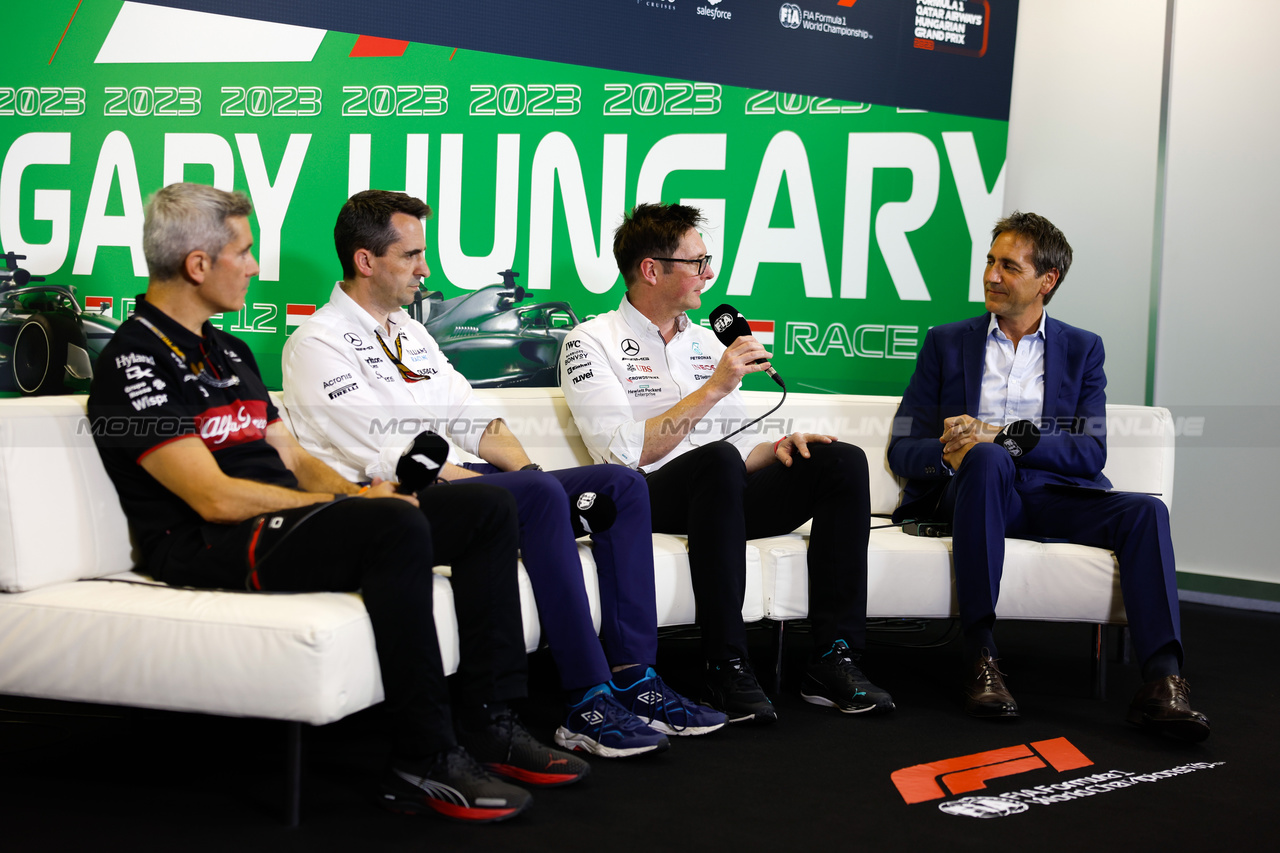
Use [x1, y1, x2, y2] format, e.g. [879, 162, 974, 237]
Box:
[1090, 624, 1107, 700]
[284, 721, 302, 828]
[772, 620, 786, 695]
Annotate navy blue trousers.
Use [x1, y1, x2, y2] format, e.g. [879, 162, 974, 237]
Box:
[462, 463, 658, 691]
[939, 442, 1183, 667]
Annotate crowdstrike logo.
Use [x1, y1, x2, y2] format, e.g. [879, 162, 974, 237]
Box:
[780, 3, 801, 27]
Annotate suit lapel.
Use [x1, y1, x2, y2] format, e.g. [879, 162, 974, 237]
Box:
[962, 316, 987, 414]
[1043, 315, 1065, 415]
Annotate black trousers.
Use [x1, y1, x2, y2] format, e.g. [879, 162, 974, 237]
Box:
[644, 441, 871, 660]
[158, 484, 525, 761]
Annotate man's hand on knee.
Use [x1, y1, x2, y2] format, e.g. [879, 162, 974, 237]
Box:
[775, 432, 836, 467]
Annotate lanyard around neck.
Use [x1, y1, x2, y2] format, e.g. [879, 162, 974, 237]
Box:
[137, 315, 240, 389]
[375, 328, 431, 383]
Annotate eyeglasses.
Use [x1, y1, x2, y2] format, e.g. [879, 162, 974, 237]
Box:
[652, 255, 713, 276]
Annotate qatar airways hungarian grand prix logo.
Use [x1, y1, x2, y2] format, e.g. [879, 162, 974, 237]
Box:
[891, 737, 1224, 819]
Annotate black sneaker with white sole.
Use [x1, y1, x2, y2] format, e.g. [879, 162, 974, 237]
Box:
[703, 657, 778, 724]
[801, 640, 895, 714]
[380, 746, 532, 823]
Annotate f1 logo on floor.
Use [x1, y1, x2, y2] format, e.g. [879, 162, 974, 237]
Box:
[892, 737, 1093, 804]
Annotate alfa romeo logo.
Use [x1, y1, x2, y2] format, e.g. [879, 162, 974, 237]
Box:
[343, 332, 363, 347]
[621, 338, 640, 356]
[780, 3, 801, 28]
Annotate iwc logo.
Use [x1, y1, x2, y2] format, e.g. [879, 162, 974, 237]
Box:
[780, 3, 801, 28]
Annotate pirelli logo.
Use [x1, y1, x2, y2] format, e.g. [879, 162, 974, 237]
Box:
[891, 737, 1093, 804]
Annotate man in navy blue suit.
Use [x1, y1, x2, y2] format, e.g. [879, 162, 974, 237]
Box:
[888, 212, 1209, 742]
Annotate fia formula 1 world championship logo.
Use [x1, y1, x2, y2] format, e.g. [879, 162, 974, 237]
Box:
[780, 4, 801, 28]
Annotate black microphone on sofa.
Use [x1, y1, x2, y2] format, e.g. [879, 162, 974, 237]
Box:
[395, 430, 450, 493]
[568, 491, 616, 538]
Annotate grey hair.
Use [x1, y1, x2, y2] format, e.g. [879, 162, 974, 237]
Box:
[143, 183, 253, 280]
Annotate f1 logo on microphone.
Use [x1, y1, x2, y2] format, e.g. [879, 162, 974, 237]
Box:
[891, 737, 1092, 804]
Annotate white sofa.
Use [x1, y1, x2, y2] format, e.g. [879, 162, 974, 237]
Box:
[0, 389, 1175, 819]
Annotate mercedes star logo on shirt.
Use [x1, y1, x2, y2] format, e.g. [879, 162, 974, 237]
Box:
[344, 333, 363, 347]
[621, 338, 640, 356]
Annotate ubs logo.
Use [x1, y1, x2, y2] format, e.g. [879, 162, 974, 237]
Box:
[621, 338, 640, 356]
[344, 333, 363, 347]
[780, 3, 801, 27]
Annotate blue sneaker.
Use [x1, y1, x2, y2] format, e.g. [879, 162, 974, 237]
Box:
[553, 685, 670, 758]
[611, 667, 727, 736]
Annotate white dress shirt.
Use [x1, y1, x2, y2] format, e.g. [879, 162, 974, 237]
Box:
[559, 295, 769, 472]
[978, 311, 1047, 427]
[281, 283, 501, 482]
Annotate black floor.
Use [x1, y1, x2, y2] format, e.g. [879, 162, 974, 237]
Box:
[4, 602, 1277, 852]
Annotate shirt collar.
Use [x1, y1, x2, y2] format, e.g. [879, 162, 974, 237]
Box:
[134, 293, 209, 348]
[987, 310, 1048, 342]
[329, 282, 412, 337]
[618, 293, 689, 337]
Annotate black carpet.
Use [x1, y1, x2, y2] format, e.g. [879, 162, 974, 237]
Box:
[4, 602, 1277, 851]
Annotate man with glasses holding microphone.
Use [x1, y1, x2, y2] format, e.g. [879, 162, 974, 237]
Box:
[560, 203, 894, 724]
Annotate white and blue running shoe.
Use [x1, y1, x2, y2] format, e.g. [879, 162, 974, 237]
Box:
[611, 667, 727, 736]
[553, 684, 670, 758]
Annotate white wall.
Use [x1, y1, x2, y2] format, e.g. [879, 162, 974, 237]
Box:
[1006, 0, 1280, 589]
[1154, 0, 1280, 585]
[1004, 0, 1169, 406]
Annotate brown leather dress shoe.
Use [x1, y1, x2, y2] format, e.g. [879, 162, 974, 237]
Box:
[964, 650, 1019, 718]
[1127, 675, 1210, 742]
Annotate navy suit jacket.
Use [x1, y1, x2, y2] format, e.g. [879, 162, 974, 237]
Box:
[888, 313, 1112, 522]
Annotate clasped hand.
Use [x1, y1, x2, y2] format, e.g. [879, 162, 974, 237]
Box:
[940, 415, 1000, 470]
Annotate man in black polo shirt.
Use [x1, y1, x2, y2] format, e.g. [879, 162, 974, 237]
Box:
[88, 182, 585, 823]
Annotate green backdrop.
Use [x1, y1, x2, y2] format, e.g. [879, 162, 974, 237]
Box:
[2, 2, 1008, 392]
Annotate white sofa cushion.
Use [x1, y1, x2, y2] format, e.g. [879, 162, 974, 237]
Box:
[0, 572, 394, 724]
[0, 398, 134, 592]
